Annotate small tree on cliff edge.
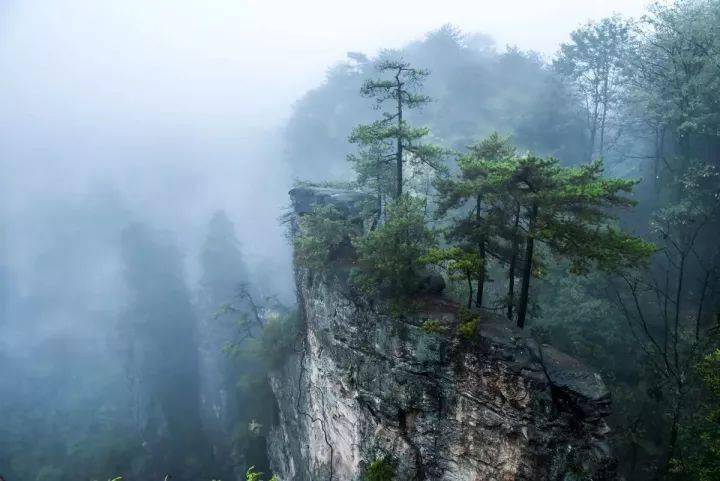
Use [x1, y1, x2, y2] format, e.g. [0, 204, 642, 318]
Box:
[434, 132, 517, 309]
[511, 156, 654, 328]
[353, 195, 436, 298]
[349, 59, 444, 201]
[434, 139, 653, 328]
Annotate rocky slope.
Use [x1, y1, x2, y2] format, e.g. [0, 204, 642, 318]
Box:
[267, 187, 615, 481]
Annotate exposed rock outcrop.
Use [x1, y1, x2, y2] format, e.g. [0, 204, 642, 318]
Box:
[267, 187, 615, 481]
[290, 186, 374, 218]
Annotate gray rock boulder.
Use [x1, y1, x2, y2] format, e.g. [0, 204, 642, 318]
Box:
[290, 186, 376, 218]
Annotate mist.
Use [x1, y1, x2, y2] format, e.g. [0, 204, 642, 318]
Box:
[3, 1, 718, 480]
[1, 0, 647, 358]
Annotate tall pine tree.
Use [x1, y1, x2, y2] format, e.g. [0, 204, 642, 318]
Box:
[434, 132, 517, 309]
[349, 59, 444, 200]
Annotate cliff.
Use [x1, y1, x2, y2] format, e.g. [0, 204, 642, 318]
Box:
[267, 187, 615, 481]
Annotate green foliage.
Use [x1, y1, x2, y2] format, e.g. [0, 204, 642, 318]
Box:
[364, 457, 396, 481]
[224, 305, 299, 369]
[352, 195, 436, 297]
[698, 349, 720, 396]
[421, 248, 483, 278]
[436, 132, 653, 326]
[245, 465, 278, 481]
[421, 319, 447, 335]
[7, 5, 720, 481]
[651, 162, 720, 245]
[258, 310, 300, 369]
[434, 132, 518, 309]
[458, 318, 480, 339]
[671, 349, 720, 480]
[629, 1, 720, 152]
[284, 27, 590, 182]
[347, 142, 395, 207]
[511, 156, 654, 326]
[214, 285, 295, 476]
[457, 307, 481, 340]
[554, 15, 631, 159]
[350, 59, 446, 199]
[532, 159, 654, 273]
[421, 247, 483, 308]
[246, 466, 262, 481]
[435, 132, 517, 216]
[294, 204, 357, 270]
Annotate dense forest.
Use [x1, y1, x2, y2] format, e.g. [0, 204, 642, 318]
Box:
[1, 0, 719, 480]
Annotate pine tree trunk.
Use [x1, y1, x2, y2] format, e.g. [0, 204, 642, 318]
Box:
[467, 276, 473, 309]
[475, 194, 485, 308]
[517, 203, 538, 329]
[476, 247, 485, 308]
[395, 86, 403, 199]
[507, 203, 521, 320]
[372, 164, 382, 230]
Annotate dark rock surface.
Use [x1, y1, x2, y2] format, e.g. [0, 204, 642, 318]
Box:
[289, 186, 375, 218]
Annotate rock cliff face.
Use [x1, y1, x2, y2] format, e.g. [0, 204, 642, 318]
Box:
[267, 187, 615, 481]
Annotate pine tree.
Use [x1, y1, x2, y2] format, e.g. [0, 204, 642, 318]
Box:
[434, 132, 517, 309]
[421, 247, 484, 308]
[349, 59, 444, 200]
[347, 142, 395, 223]
[510, 157, 654, 328]
[436, 140, 653, 328]
[352, 195, 435, 298]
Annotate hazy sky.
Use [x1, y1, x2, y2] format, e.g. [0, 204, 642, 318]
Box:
[2, 0, 651, 128]
[0, 0, 653, 302]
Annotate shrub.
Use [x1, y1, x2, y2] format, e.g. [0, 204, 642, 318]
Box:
[421, 319, 446, 335]
[457, 307, 481, 340]
[352, 195, 435, 298]
[224, 308, 299, 371]
[294, 205, 356, 270]
[364, 456, 396, 481]
[245, 466, 278, 481]
[259, 310, 300, 369]
[670, 349, 720, 480]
